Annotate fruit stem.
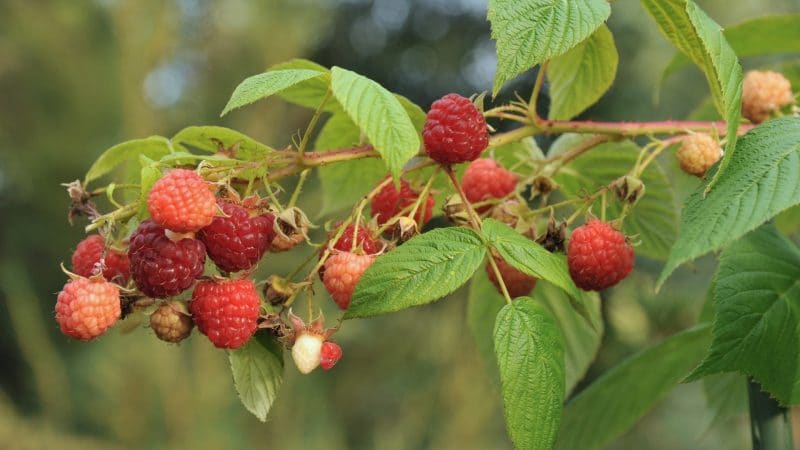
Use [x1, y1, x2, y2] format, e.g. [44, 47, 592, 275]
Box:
[528, 62, 548, 119]
[287, 169, 310, 208]
[444, 166, 483, 229]
[487, 253, 514, 305]
[297, 88, 332, 160]
[748, 378, 794, 450]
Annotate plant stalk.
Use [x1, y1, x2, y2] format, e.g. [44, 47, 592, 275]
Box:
[748, 378, 794, 450]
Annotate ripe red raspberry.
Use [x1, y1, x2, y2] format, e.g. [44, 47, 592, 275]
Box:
[71, 234, 131, 283]
[567, 220, 634, 291]
[55, 277, 121, 341]
[150, 301, 194, 343]
[190, 278, 260, 349]
[198, 201, 274, 273]
[423, 93, 489, 164]
[676, 134, 722, 177]
[486, 255, 538, 298]
[147, 169, 217, 232]
[320, 341, 342, 371]
[323, 251, 375, 309]
[742, 70, 793, 124]
[331, 223, 381, 254]
[128, 220, 206, 298]
[462, 158, 517, 213]
[370, 179, 434, 227]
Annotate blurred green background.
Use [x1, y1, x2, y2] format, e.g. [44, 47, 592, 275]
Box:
[1, 1, 799, 449]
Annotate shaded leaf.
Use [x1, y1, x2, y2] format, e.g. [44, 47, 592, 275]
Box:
[84, 136, 171, 186]
[229, 333, 285, 422]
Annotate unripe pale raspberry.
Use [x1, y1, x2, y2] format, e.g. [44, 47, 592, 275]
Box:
[190, 278, 260, 349]
[147, 169, 218, 232]
[198, 201, 274, 273]
[486, 255, 538, 298]
[742, 70, 793, 124]
[71, 234, 131, 283]
[462, 158, 517, 213]
[676, 134, 722, 177]
[323, 251, 375, 309]
[567, 220, 634, 291]
[150, 301, 193, 343]
[292, 332, 324, 374]
[370, 178, 434, 227]
[320, 341, 342, 371]
[55, 277, 121, 341]
[423, 93, 489, 164]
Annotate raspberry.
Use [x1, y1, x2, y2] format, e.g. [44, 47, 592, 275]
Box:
[370, 178, 434, 227]
[71, 234, 131, 283]
[292, 331, 324, 374]
[567, 220, 634, 291]
[742, 70, 793, 124]
[322, 251, 375, 309]
[676, 134, 722, 177]
[147, 169, 217, 232]
[198, 201, 274, 273]
[486, 255, 538, 298]
[189, 278, 260, 349]
[330, 223, 381, 254]
[423, 93, 489, 164]
[462, 158, 517, 213]
[320, 341, 342, 371]
[150, 301, 193, 343]
[128, 220, 206, 298]
[55, 277, 121, 341]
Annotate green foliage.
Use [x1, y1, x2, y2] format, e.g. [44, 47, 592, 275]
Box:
[330, 67, 420, 179]
[172, 125, 273, 160]
[552, 137, 679, 260]
[548, 25, 618, 120]
[346, 227, 486, 318]
[270, 59, 340, 112]
[555, 325, 712, 450]
[686, 226, 800, 405]
[494, 297, 565, 450]
[640, 0, 742, 190]
[229, 333, 285, 422]
[221, 68, 327, 116]
[487, 0, 610, 95]
[137, 156, 161, 220]
[659, 117, 800, 286]
[84, 137, 172, 186]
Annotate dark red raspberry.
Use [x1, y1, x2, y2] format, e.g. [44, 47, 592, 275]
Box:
[71, 234, 131, 283]
[486, 255, 538, 298]
[423, 93, 489, 164]
[462, 158, 517, 213]
[198, 201, 274, 273]
[147, 169, 217, 232]
[323, 251, 375, 309]
[567, 220, 634, 291]
[128, 220, 206, 298]
[320, 341, 342, 371]
[55, 277, 121, 341]
[370, 179, 434, 226]
[190, 278, 260, 349]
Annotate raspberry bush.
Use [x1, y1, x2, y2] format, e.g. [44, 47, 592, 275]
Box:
[55, 3, 800, 449]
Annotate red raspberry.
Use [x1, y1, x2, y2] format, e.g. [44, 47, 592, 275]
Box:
[462, 158, 517, 213]
[128, 220, 206, 298]
[147, 169, 217, 232]
[55, 277, 121, 341]
[323, 251, 375, 309]
[71, 234, 131, 283]
[370, 179, 434, 226]
[486, 255, 538, 298]
[320, 341, 342, 371]
[198, 201, 274, 273]
[190, 278, 261, 349]
[331, 223, 381, 254]
[150, 301, 194, 343]
[423, 93, 489, 164]
[567, 220, 634, 291]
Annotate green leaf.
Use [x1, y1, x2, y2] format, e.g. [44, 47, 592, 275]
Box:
[346, 227, 486, 319]
[640, 0, 742, 192]
[137, 156, 161, 219]
[330, 67, 420, 178]
[468, 274, 603, 395]
[487, 0, 610, 95]
[84, 136, 172, 186]
[482, 219, 580, 299]
[555, 325, 712, 450]
[314, 114, 385, 215]
[703, 373, 749, 423]
[229, 333, 285, 422]
[494, 297, 565, 450]
[658, 117, 800, 287]
[548, 24, 618, 120]
[172, 125, 272, 159]
[221, 68, 327, 116]
[552, 137, 679, 260]
[685, 226, 800, 405]
[395, 94, 427, 133]
[269, 59, 338, 112]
